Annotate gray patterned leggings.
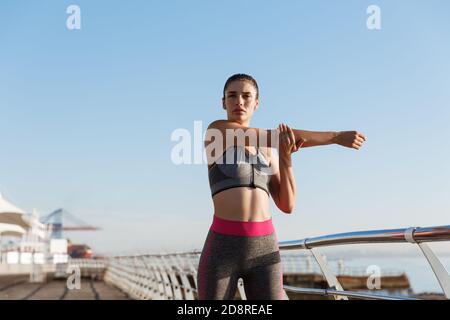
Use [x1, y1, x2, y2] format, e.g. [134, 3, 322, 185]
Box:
[197, 216, 283, 300]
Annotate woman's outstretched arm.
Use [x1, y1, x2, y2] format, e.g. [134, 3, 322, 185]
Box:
[292, 129, 367, 150]
[206, 120, 366, 150]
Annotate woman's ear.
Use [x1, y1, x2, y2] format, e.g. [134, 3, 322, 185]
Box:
[222, 97, 226, 109]
[254, 99, 260, 111]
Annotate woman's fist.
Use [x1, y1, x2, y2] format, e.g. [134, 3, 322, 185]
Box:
[334, 131, 367, 150]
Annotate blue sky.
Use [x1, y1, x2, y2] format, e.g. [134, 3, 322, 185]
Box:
[1, 1, 449, 256]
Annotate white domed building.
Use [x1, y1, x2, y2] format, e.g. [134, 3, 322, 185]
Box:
[0, 192, 51, 265]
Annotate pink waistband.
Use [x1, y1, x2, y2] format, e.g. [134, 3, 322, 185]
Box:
[211, 215, 274, 236]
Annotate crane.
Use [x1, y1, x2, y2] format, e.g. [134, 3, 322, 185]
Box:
[41, 208, 100, 239]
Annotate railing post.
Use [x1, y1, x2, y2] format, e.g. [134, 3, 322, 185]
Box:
[418, 243, 450, 299]
[310, 249, 347, 300]
[135, 256, 146, 299]
[156, 255, 174, 300]
[150, 256, 165, 300]
[405, 227, 450, 299]
[142, 256, 159, 300]
[163, 255, 184, 300]
[128, 257, 139, 299]
[145, 256, 156, 300]
[174, 254, 195, 300]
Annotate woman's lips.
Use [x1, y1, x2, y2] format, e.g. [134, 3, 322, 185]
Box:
[233, 110, 245, 114]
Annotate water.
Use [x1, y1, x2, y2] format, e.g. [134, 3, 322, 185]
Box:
[280, 249, 450, 295]
[330, 256, 450, 294]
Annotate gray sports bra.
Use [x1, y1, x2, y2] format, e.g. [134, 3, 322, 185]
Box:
[208, 145, 271, 197]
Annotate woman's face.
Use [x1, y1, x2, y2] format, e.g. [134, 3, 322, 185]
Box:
[222, 80, 259, 125]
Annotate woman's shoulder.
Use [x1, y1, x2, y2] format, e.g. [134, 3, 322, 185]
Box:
[207, 119, 245, 131]
[207, 119, 227, 128]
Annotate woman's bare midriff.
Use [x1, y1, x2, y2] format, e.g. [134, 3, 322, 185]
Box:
[212, 187, 271, 222]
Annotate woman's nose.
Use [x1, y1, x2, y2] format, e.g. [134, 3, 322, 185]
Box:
[236, 95, 244, 105]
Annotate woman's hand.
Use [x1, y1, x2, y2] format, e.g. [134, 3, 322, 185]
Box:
[278, 123, 305, 158]
[333, 131, 367, 150]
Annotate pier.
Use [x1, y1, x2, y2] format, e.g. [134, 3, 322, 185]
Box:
[0, 276, 127, 300]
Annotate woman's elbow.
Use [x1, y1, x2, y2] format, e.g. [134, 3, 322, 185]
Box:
[280, 204, 295, 214]
[275, 194, 296, 214]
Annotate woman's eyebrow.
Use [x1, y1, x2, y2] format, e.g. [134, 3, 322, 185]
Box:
[227, 91, 253, 94]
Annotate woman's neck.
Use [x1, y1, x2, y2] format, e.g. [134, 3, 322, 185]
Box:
[228, 118, 251, 127]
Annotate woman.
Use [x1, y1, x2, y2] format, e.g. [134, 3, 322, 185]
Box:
[197, 74, 366, 300]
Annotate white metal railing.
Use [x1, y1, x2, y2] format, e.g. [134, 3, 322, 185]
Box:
[67, 258, 107, 270]
[103, 252, 201, 300]
[66, 258, 107, 279]
[102, 224, 449, 301]
[100, 252, 409, 300]
[279, 225, 450, 300]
